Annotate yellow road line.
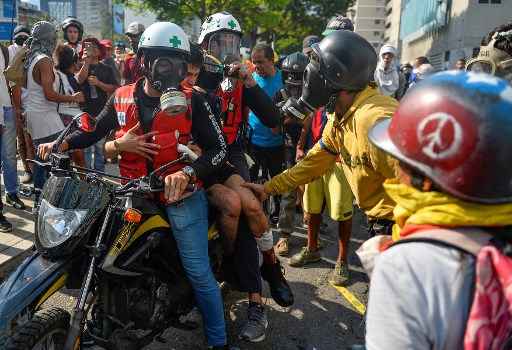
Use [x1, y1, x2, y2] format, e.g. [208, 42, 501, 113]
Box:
[330, 282, 366, 315]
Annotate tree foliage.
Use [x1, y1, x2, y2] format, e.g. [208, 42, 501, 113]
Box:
[116, 0, 353, 54]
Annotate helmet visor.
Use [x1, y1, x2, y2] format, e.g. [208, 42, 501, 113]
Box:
[208, 32, 241, 63]
[466, 59, 495, 74]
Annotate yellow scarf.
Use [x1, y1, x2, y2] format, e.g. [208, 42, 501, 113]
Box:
[383, 179, 512, 241]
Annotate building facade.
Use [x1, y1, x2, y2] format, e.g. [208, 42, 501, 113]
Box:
[76, 0, 112, 38]
[348, 0, 387, 51]
[400, 0, 509, 70]
[18, 1, 49, 27]
[383, 0, 402, 52]
[40, 0, 75, 24]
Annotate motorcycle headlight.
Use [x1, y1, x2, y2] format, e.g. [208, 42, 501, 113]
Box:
[37, 199, 88, 249]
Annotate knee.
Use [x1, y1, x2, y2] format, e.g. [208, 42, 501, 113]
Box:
[186, 264, 218, 291]
[242, 196, 264, 219]
[220, 191, 242, 219]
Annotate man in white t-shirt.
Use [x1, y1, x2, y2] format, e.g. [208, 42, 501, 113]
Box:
[24, 22, 84, 212]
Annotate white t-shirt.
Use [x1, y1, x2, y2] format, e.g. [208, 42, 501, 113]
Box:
[0, 46, 12, 115]
[366, 240, 474, 350]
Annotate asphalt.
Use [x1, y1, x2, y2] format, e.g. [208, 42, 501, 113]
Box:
[0, 161, 371, 350]
[42, 208, 370, 350]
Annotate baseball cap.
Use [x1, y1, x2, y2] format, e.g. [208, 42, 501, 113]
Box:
[100, 39, 113, 48]
[323, 16, 354, 36]
[302, 35, 320, 55]
[125, 22, 145, 35]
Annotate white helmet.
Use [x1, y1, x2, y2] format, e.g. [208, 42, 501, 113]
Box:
[198, 12, 242, 45]
[138, 22, 190, 55]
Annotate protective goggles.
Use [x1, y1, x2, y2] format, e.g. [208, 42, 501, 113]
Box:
[202, 54, 224, 74]
[207, 32, 241, 63]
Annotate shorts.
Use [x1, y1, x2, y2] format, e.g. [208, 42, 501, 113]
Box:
[203, 163, 238, 189]
[303, 162, 353, 221]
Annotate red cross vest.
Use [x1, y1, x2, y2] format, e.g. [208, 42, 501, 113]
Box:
[113, 81, 193, 180]
[217, 80, 245, 145]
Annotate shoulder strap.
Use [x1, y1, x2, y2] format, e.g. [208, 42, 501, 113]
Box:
[392, 228, 493, 256]
[1, 44, 9, 67]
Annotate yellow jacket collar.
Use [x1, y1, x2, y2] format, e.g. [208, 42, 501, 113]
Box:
[333, 86, 379, 123]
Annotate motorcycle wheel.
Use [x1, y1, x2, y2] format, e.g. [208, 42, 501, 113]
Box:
[5, 307, 70, 350]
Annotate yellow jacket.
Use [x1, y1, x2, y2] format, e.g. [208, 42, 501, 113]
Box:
[264, 86, 399, 220]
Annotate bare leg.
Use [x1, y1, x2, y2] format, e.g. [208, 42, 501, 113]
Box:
[337, 218, 352, 264]
[306, 213, 322, 252]
[206, 184, 241, 255]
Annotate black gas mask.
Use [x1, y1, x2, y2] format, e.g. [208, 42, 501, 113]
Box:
[281, 60, 339, 120]
[14, 35, 28, 46]
[147, 55, 188, 115]
[196, 54, 224, 92]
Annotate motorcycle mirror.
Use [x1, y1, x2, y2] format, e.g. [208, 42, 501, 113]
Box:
[75, 112, 97, 133]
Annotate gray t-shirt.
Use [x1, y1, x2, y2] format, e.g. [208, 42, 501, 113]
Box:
[366, 241, 475, 350]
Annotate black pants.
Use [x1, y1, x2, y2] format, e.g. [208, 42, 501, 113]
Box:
[249, 144, 285, 217]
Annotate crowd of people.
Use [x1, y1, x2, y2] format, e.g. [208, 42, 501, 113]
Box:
[1, 10, 512, 350]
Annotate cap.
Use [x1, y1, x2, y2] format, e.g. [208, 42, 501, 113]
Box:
[125, 22, 145, 35]
[100, 39, 113, 48]
[302, 35, 320, 55]
[322, 16, 354, 36]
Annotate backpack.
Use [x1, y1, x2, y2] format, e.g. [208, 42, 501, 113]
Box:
[4, 46, 28, 87]
[393, 229, 512, 350]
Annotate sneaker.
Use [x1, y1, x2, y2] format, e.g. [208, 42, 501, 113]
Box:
[0, 213, 13, 232]
[6, 193, 26, 210]
[20, 172, 32, 184]
[289, 247, 321, 267]
[330, 262, 350, 286]
[275, 237, 289, 256]
[261, 260, 294, 307]
[239, 303, 268, 342]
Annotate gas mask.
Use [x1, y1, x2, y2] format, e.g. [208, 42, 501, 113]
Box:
[207, 32, 241, 64]
[14, 35, 28, 46]
[466, 33, 512, 81]
[281, 60, 339, 120]
[148, 55, 188, 115]
[196, 54, 224, 92]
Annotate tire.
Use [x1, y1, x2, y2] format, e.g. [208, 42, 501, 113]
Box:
[5, 307, 70, 350]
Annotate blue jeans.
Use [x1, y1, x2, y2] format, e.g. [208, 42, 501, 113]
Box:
[165, 190, 226, 347]
[84, 138, 105, 171]
[2, 107, 18, 195]
[32, 132, 61, 197]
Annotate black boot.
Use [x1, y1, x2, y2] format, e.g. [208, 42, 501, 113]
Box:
[260, 259, 294, 307]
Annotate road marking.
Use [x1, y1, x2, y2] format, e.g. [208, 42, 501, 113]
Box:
[330, 282, 366, 315]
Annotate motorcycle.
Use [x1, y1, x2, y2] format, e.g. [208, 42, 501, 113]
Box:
[0, 113, 235, 349]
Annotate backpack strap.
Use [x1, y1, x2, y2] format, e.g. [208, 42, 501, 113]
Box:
[0, 44, 9, 67]
[392, 228, 493, 256]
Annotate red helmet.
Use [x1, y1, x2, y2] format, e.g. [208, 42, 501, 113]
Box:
[369, 71, 512, 204]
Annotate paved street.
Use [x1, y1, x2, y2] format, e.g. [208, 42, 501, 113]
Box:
[43, 209, 370, 350]
[0, 161, 370, 350]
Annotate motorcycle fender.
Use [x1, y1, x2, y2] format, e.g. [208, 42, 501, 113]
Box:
[0, 252, 70, 332]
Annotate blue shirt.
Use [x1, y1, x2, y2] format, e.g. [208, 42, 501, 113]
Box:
[248, 70, 283, 147]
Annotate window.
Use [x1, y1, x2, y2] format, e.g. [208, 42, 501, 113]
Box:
[473, 47, 481, 57]
[444, 50, 450, 62]
[478, 0, 489, 3]
[491, 0, 501, 3]
[375, 19, 381, 24]
[374, 31, 381, 36]
[479, 0, 500, 3]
